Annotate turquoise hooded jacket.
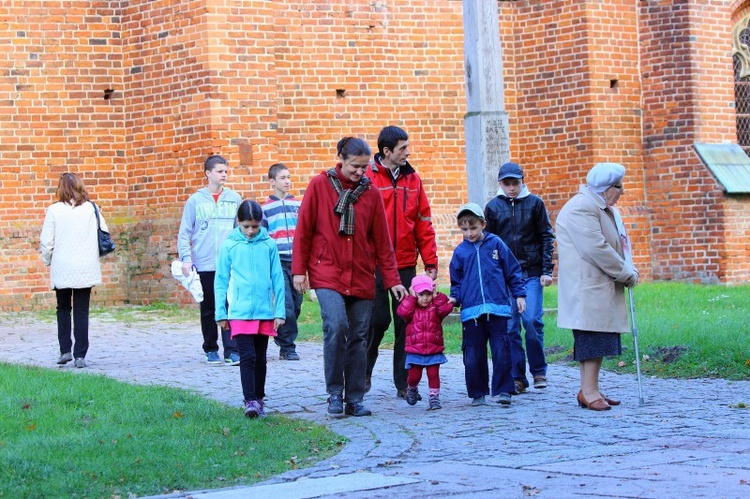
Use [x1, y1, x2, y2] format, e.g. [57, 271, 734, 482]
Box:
[214, 225, 285, 322]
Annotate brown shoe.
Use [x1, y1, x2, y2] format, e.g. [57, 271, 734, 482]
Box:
[513, 380, 527, 394]
[577, 390, 611, 411]
[600, 393, 621, 406]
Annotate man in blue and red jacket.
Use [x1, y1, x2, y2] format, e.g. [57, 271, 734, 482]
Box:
[365, 126, 439, 398]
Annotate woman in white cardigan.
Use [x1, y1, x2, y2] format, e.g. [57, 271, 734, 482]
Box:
[555, 163, 639, 411]
[40, 173, 108, 368]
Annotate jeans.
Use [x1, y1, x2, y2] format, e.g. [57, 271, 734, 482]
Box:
[235, 334, 269, 401]
[462, 315, 514, 397]
[316, 288, 372, 404]
[56, 287, 92, 359]
[198, 271, 238, 358]
[366, 266, 416, 391]
[508, 277, 547, 387]
[274, 261, 302, 354]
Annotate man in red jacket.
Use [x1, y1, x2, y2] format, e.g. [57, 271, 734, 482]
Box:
[365, 126, 439, 398]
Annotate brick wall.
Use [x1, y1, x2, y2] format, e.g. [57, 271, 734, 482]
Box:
[1, 0, 749, 311]
[0, 1, 127, 310]
[639, 0, 738, 283]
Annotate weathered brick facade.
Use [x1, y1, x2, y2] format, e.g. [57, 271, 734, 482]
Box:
[1, 0, 747, 311]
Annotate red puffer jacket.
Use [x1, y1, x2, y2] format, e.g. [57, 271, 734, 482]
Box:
[397, 292, 455, 355]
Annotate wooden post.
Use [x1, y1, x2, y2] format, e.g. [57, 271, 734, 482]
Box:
[462, 0, 510, 205]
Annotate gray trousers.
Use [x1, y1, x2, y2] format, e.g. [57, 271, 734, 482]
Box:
[316, 288, 372, 404]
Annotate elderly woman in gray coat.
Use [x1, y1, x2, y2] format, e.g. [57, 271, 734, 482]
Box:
[555, 163, 639, 411]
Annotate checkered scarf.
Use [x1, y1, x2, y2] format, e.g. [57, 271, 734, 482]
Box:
[326, 168, 371, 235]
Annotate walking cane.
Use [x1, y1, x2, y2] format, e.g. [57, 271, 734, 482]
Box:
[627, 287, 645, 405]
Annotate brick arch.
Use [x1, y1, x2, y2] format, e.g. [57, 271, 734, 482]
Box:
[731, 0, 750, 22]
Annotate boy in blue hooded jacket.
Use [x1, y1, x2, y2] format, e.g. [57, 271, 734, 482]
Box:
[449, 203, 526, 406]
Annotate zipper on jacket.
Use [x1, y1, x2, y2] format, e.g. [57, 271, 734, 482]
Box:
[474, 242, 487, 307]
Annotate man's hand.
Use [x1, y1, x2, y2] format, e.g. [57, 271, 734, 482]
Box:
[182, 262, 192, 277]
[293, 274, 308, 294]
[540, 275, 553, 287]
[425, 268, 438, 280]
[391, 284, 408, 301]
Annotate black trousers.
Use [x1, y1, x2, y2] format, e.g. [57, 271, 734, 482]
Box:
[56, 287, 92, 359]
[235, 334, 269, 401]
[198, 271, 238, 358]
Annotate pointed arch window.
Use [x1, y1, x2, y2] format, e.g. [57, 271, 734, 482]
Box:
[732, 15, 750, 152]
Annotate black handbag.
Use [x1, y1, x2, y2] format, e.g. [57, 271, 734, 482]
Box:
[91, 201, 115, 257]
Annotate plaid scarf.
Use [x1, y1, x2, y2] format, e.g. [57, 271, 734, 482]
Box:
[326, 168, 371, 235]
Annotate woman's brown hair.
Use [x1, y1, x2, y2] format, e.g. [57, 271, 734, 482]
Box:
[56, 172, 90, 206]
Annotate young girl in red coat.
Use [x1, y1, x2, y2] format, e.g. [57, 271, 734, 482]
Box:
[396, 274, 456, 410]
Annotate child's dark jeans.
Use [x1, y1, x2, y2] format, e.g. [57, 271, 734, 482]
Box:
[462, 315, 514, 398]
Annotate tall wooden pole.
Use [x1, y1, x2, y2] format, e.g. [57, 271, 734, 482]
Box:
[462, 0, 510, 205]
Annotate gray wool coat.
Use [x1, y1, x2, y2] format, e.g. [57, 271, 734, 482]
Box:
[555, 186, 636, 333]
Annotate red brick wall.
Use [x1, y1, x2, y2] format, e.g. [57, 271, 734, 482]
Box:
[1, 0, 749, 311]
[0, 1, 127, 310]
[639, 0, 737, 283]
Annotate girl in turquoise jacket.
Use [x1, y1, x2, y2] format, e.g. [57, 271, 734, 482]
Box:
[215, 200, 285, 418]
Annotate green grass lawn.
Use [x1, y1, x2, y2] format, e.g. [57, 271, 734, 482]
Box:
[0, 364, 343, 498]
[298, 282, 750, 380]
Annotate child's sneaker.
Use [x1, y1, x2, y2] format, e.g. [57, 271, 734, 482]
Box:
[533, 376, 548, 389]
[427, 395, 442, 410]
[243, 399, 261, 419]
[405, 386, 419, 406]
[257, 400, 267, 418]
[471, 396, 487, 406]
[496, 392, 512, 405]
[206, 351, 222, 365]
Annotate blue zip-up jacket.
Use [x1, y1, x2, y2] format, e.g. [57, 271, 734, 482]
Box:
[177, 187, 243, 272]
[449, 232, 526, 322]
[214, 226, 285, 322]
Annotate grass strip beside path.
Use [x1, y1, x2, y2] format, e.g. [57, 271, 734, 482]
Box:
[297, 282, 750, 381]
[0, 364, 343, 498]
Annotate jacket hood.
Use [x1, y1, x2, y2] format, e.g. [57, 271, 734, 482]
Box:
[497, 184, 531, 200]
[227, 225, 271, 244]
[371, 153, 416, 176]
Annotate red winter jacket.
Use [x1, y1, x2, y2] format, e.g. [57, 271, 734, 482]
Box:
[366, 155, 438, 271]
[397, 292, 454, 355]
[291, 166, 401, 300]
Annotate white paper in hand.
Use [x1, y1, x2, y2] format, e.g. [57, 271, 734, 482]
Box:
[171, 260, 204, 302]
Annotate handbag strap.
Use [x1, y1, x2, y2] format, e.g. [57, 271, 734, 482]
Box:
[90, 201, 102, 229]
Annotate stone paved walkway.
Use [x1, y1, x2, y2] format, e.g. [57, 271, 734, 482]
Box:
[2, 315, 749, 498]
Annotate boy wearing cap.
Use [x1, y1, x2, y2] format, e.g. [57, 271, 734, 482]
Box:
[449, 203, 527, 406]
[484, 162, 555, 393]
[396, 275, 456, 410]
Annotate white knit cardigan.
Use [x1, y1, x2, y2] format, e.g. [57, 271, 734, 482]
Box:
[40, 201, 108, 289]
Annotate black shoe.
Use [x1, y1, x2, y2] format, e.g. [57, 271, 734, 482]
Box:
[280, 351, 300, 361]
[345, 401, 372, 417]
[327, 393, 343, 415]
